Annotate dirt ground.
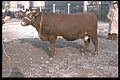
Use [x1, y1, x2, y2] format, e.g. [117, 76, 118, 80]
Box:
[2, 19, 118, 77]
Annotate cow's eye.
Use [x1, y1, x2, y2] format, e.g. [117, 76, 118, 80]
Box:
[33, 15, 38, 19]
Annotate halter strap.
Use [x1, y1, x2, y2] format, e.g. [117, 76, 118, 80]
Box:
[39, 12, 43, 34]
[40, 12, 43, 27]
[24, 17, 32, 22]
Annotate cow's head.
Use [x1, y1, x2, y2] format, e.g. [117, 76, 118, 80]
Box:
[20, 10, 40, 26]
[18, 9, 30, 17]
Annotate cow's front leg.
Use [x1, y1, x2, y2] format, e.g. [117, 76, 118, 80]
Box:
[49, 36, 56, 59]
[49, 40, 55, 59]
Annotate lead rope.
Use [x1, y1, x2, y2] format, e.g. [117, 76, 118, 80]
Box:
[2, 41, 11, 62]
[40, 12, 43, 27]
[39, 12, 43, 35]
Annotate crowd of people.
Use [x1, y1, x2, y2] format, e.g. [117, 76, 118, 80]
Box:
[2, 6, 12, 22]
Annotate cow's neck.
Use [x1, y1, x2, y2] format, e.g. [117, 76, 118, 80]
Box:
[31, 15, 41, 32]
[31, 23, 40, 32]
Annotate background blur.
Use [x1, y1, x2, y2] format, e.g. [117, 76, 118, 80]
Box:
[2, 1, 114, 21]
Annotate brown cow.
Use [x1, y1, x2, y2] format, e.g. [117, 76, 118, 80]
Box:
[20, 11, 98, 59]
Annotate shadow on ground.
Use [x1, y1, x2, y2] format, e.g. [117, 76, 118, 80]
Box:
[18, 38, 83, 57]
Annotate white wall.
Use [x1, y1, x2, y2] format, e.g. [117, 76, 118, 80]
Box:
[21, 1, 30, 9]
[33, 1, 45, 7]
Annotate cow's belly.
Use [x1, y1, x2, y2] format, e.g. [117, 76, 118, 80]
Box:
[62, 34, 80, 41]
[63, 37, 78, 41]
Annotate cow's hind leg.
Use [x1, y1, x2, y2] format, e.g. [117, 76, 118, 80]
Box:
[83, 35, 90, 59]
[91, 36, 98, 56]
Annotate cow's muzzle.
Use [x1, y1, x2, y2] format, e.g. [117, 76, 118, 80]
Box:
[21, 22, 27, 26]
[21, 17, 32, 26]
[24, 17, 32, 22]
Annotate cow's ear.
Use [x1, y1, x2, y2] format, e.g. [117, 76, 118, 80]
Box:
[18, 10, 25, 17]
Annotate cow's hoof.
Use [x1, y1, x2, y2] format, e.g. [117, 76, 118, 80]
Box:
[50, 57, 53, 60]
[53, 56, 55, 58]
[94, 51, 98, 55]
[49, 52, 54, 59]
[82, 52, 85, 55]
[46, 61, 49, 63]
[41, 57, 43, 59]
[93, 51, 98, 58]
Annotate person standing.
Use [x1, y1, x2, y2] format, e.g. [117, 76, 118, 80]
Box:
[4, 6, 12, 22]
[107, 1, 118, 40]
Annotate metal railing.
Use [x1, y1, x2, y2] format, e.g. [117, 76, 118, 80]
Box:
[40, 3, 110, 21]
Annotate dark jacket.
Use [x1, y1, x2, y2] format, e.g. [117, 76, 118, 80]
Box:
[5, 9, 12, 17]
